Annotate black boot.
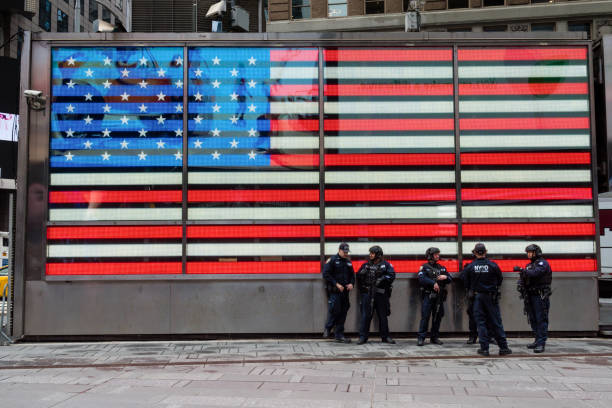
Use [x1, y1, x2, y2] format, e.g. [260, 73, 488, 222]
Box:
[382, 337, 396, 344]
[417, 338, 425, 346]
[466, 335, 477, 344]
[477, 348, 490, 356]
[526, 342, 537, 349]
[430, 338, 443, 345]
[323, 328, 331, 338]
[498, 347, 512, 356]
[534, 344, 545, 353]
[357, 337, 367, 345]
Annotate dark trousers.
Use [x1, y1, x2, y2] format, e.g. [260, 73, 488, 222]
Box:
[473, 292, 508, 350]
[527, 293, 549, 346]
[418, 293, 444, 340]
[467, 298, 493, 340]
[359, 292, 390, 340]
[325, 292, 350, 339]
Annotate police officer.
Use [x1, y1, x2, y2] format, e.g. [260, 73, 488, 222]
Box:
[417, 247, 452, 346]
[322, 242, 355, 343]
[356, 245, 396, 345]
[459, 262, 478, 344]
[463, 243, 512, 356]
[515, 244, 552, 354]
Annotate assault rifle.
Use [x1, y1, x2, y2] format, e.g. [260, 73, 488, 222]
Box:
[513, 266, 531, 325]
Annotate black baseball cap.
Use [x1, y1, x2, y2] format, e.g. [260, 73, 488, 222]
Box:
[339, 242, 350, 252]
[472, 243, 487, 255]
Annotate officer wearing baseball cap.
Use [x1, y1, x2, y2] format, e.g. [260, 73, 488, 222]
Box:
[322, 242, 355, 343]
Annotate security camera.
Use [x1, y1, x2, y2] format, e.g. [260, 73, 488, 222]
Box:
[24, 90, 46, 111]
[24, 90, 43, 98]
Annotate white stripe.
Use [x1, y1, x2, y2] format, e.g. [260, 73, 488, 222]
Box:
[325, 206, 456, 219]
[325, 136, 454, 149]
[188, 207, 318, 220]
[462, 205, 593, 219]
[599, 199, 612, 210]
[461, 170, 591, 183]
[324, 242, 457, 256]
[326, 171, 455, 184]
[460, 134, 590, 149]
[49, 208, 182, 221]
[270, 137, 319, 149]
[462, 240, 595, 255]
[325, 66, 453, 79]
[325, 101, 453, 114]
[187, 243, 320, 257]
[50, 172, 182, 186]
[270, 66, 318, 79]
[459, 65, 587, 78]
[189, 171, 318, 185]
[460, 99, 588, 113]
[270, 101, 318, 115]
[47, 244, 181, 258]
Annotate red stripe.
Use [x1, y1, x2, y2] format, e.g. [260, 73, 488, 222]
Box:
[326, 189, 456, 202]
[325, 224, 457, 237]
[461, 152, 591, 166]
[188, 225, 320, 239]
[47, 226, 182, 240]
[271, 119, 319, 132]
[325, 84, 453, 96]
[188, 190, 319, 202]
[459, 83, 588, 96]
[494, 259, 596, 273]
[46, 262, 182, 275]
[460, 117, 589, 130]
[49, 190, 182, 204]
[270, 49, 319, 62]
[270, 154, 319, 167]
[351, 259, 458, 273]
[324, 49, 453, 61]
[325, 153, 455, 166]
[458, 48, 587, 61]
[187, 261, 320, 274]
[462, 188, 593, 201]
[270, 84, 319, 97]
[462, 223, 595, 237]
[325, 119, 454, 132]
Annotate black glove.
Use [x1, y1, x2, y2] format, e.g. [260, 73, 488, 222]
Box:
[513, 266, 523, 272]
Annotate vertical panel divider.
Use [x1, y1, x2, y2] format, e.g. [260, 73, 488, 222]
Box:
[318, 46, 325, 267]
[453, 45, 463, 271]
[182, 45, 189, 275]
[588, 43, 601, 277]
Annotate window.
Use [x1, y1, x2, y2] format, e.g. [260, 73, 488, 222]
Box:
[328, 0, 347, 17]
[57, 9, 69, 32]
[102, 6, 111, 23]
[89, 0, 98, 23]
[38, 0, 51, 31]
[483, 25, 507, 31]
[483, 0, 504, 6]
[531, 0, 551, 3]
[80, 0, 84, 16]
[531, 22, 555, 31]
[568, 21, 591, 39]
[448, 26, 471, 32]
[448, 0, 469, 8]
[365, 0, 385, 14]
[115, 0, 123, 11]
[292, 0, 310, 19]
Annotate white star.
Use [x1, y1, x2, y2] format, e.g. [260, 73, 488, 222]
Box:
[247, 79, 257, 88]
[230, 92, 238, 101]
[175, 56, 183, 66]
[84, 115, 93, 125]
[194, 91, 203, 101]
[194, 68, 203, 77]
[156, 91, 166, 101]
[138, 80, 148, 89]
[64, 151, 74, 161]
[230, 139, 239, 148]
[175, 128, 183, 137]
[66, 128, 75, 137]
[174, 80, 183, 88]
[101, 152, 111, 161]
[120, 139, 129, 149]
[66, 104, 75, 113]
[230, 68, 238, 77]
[156, 140, 166, 149]
[121, 92, 130, 101]
[194, 115, 203, 124]
[103, 56, 112, 66]
[175, 104, 183, 113]
[85, 68, 94, 77]
[157, 68, 166, 77]
[174, 151, 183, 160]
[120, 115, 129, 125]
[138, 151, 147, 160]
[248, 56, 257, 65]
[120, 68, 130, 78]
[138, 128, 148, 137]
[229, 115, 239, 124]
[139, 56, 148, 66]
[156, 115, 166, 125]
[83, 140, 93, 149]
[84, 92, 93, 101]
[102, 80, 112, 89]
[211, 79, 221, 88]
[66, 56, 76, 66]
[102, 104, 111, 113]
[248, 150, 257, 160]
[102, 128, 111, 137]
[211, 151, 221, 160]
[248, 104, 256, 112]
[211, 128, 221, 137]
[248, 128, 257, 137]
[212, 104, 221, 112]
[194, 139, 203, 148]
[66, 80, 76, 88]
[139, 104, 148, 113]
[212, 56, 221, 65]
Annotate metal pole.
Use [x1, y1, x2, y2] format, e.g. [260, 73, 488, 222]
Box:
[7, 192, 13, 339]
[75, 0, 81, 32]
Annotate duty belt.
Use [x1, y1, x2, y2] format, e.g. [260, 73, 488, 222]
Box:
[375, 287, 386, 294]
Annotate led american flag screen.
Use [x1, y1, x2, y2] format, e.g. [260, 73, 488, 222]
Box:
[45, 46, 595, 277]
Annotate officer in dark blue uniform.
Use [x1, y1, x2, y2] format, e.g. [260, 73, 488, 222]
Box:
[322, 242, 355, 343]
[356, 246, 396, 345]
[515, 244, 552, 354]
[463, 243, 512, 356]
[417, 247, 452, 346]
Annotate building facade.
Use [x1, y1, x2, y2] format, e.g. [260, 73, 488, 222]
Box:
[267, 0, 612, 39]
